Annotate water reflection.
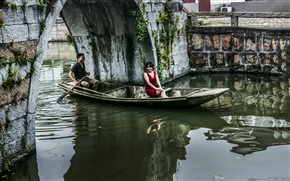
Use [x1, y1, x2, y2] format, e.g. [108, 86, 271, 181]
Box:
[187, 74, 290, 117]
[205, 115, 290, 155]
[6, 60, 290, 181]
[145, 119, 190, 181]
[62, 101, 228, 181]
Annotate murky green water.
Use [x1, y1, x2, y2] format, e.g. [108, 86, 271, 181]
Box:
[7, 60, 290, 181]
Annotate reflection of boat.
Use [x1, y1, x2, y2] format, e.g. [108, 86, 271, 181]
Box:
[205, 115, 290, 155]
[62, 104, 228, 180]
[146, 120, 191, 181]
[58, 82, 229, 108]
[144, 107, 230, 180]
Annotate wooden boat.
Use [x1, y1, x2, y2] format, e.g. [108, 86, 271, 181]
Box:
[58, 82, 229, 108]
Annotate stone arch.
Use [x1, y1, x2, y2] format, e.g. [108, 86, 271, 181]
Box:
[60, 0, 154, 83]
[30, 0, 154, 119]
[1, 0, 189, 172]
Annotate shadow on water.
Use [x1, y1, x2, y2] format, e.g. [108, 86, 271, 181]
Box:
[6, 60, 290, 181]
[62, 101, 228, 181]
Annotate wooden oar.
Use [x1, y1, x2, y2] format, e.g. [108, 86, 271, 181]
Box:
[57, 76, 86, 103]
[75, 86, 117, 98]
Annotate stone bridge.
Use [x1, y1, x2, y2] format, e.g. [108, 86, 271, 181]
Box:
[0, 0, 188, 173]
[1, 0, 290, 173]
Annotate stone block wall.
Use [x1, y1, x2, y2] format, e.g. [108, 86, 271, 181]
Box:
[187, 27, 290, 75]
[0, 0, 41, 174]
[0, 0, 63, 175]
[143, 0, 189, 80]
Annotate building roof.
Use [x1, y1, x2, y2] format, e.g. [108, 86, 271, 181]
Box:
[231, 1, 290, 12]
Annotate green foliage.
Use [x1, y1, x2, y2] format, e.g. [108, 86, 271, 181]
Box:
[11, 49, 28, 66]
[2, 65, 22, 89]
[37, 0, 57, 15]
[21, 0, 28, 11]
[39, 18, 46, 34]
[0, 13, 4, 27]
[10, 2, 17, 10]
[30, 51, 42, 75]
[38, 0, 45, 11]
[132, 0, 149, 43]
[133, 11, 149, 42]
[0, 0, 9, 9]
[0, 122, 13, 176]
[153, 2, 179, 81]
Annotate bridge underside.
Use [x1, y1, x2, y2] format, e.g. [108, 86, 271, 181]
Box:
[61, 0, 153, 84]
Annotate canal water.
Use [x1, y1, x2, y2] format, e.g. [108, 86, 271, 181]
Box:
[7, 59, 290, 181]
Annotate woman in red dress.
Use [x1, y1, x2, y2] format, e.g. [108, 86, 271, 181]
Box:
[144, 61, 168, 98]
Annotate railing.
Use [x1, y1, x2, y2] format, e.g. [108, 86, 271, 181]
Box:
[188, 12, 290, 28]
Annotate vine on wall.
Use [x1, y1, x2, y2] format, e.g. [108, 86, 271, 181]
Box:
[132, 1, 180, 80]
[132, 0, 149, 43]
[153, 2, 179, 81]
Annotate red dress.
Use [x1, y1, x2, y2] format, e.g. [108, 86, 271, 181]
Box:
[145, 71, 157, 97]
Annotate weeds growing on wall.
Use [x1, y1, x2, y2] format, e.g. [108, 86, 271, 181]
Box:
[46, 0, 57, 15]
[0, 13, 3, 27]
[21, 0, 28, 11]
[0, 0, 9, 9]
[132, 0, 149, 43]
[38, 0, 57, 15]
[153, 2, 179, 81]
[0, 43, 41, 89]
[65, 32, 73, 44]
[39, 18, 46, 35]
[10, 3, 17, 10]
[0, 122, 13, 177]
[2, 65, 22, 89]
